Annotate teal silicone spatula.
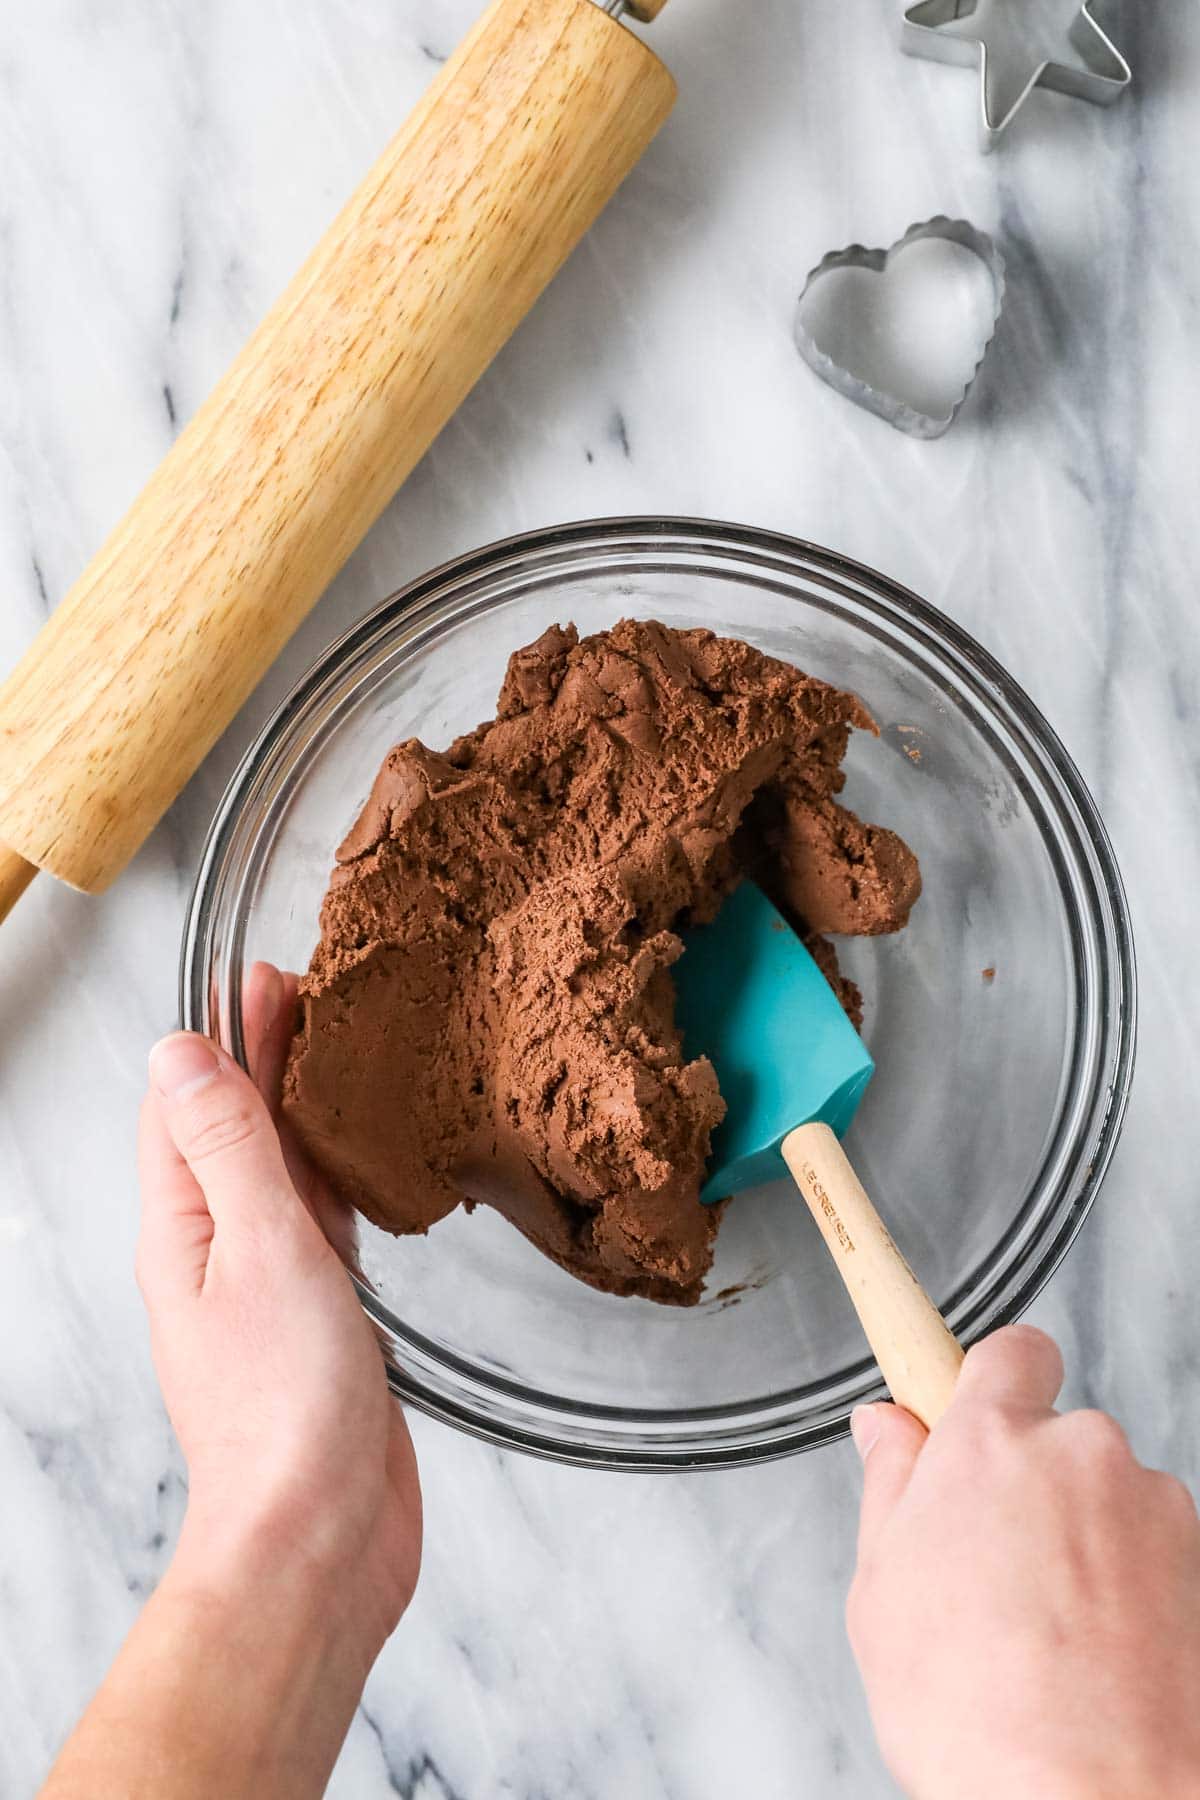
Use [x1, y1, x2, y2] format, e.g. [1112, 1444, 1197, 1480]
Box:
[676, 882, 963, 1428]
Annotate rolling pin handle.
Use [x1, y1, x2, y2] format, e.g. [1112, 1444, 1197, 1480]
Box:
[0, 845, 37, 925]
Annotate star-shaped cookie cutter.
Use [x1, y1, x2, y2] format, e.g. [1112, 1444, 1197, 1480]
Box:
[902, 0, 1131, 151]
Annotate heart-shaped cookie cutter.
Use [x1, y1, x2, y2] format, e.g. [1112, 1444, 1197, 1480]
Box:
[793, 216, 1006, 441]
[902, 0, 1131, 151]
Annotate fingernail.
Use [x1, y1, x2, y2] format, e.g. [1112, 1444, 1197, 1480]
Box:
[150, 1034, 220, 1100]
[850, 1405, 882, 1462]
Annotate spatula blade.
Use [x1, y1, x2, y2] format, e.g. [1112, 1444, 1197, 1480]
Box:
[676, 882, 874, 1204]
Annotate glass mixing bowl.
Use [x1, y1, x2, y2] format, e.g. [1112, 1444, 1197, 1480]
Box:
[181, 519, 1135, 1469]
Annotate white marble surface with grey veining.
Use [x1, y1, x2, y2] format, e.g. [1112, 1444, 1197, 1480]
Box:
[2, 1, 1197, 1794]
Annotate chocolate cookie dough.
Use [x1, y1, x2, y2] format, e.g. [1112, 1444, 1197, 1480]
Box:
[283, 620, 920, 1304]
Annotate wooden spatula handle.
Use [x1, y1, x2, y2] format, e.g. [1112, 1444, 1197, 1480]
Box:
[0, 0, 674, 900]
[781, 1121, 964, 1429]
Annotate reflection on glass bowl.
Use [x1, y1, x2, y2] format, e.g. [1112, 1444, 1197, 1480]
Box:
[181, 520, 1135, 1470]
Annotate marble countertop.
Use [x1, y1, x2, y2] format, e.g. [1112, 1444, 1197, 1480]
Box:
[2, 1, 1197, 1794]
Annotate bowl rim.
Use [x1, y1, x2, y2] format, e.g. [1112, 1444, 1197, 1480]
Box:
[181, 516, 1138, 1471]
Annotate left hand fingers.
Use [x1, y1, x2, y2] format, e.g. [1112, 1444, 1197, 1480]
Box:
[243, 960, 291, 1101]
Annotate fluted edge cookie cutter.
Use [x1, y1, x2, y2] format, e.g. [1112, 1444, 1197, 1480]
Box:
[902, 0, 1131, 151]
[793, 216, 1006, 441]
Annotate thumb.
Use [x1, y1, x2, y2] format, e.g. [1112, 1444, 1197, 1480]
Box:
[852, 1403, 927, 1557]
[148, 1033, 307, 1244]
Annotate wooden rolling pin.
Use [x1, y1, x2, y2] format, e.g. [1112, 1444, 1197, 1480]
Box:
[0, 0, 675, 922]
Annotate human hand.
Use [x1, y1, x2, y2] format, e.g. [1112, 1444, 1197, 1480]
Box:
[848, 1326, 1200, 1800]
[42, 970, 420, 1800]
[136, 964, 421, 1660]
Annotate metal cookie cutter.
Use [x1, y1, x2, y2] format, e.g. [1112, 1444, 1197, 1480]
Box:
[794, 216, 1006, 440]
[902, 0, 1131, 150]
